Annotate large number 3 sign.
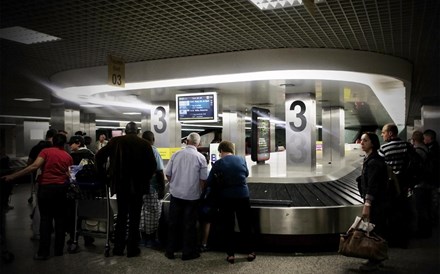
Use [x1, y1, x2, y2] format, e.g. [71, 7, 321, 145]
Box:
[153, 106, 167, 134]
[285, 94, 316, 167]
[289, 100, 307, 132]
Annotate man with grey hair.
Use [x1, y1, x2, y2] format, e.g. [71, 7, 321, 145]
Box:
[165, 132, 208, 261]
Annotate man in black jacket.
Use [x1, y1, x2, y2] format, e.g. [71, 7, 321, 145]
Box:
[95, 122, 156, 257]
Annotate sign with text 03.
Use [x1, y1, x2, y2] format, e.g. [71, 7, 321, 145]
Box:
[107, 55, 125, 87]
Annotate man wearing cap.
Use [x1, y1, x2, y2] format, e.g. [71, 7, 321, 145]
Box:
[95, 122, 156, 257]
[69, 135, 95, 165]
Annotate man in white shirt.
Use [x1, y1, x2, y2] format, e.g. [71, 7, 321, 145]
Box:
[165, 132, 207, 261]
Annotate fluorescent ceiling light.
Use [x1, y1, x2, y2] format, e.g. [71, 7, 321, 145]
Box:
[80, 104, 103, 108]
[123, 112, 141, 115]
[0, 26, 61, 44]
[180, 124, 222, 128]
[248, 0, 325, 11]
[96, 119, 141, 124]
[14, 98, 43, 102]
[0, 115, 50, 120]
[96, 126, 126, 129]
[181, 128, 204, 132]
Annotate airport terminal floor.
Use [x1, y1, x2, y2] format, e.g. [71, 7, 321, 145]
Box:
[1, 183, 439, 274]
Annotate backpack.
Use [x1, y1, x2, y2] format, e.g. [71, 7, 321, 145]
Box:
[424, 146, 440, 187]
[403, 143, 427, 188]
[75, 158, 98, 184]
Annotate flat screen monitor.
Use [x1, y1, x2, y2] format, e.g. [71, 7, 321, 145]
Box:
[176, 92, 218, 123]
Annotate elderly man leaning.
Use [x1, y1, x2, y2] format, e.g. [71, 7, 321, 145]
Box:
[165, 132, 208, 261]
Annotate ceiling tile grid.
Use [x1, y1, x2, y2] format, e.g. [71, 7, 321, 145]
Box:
[0, 0, 439, 124]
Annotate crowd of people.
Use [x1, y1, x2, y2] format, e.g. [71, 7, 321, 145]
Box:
[0, 123, 257, 265]
[356, 124, 439, 271]
[1, 122, 439, 270]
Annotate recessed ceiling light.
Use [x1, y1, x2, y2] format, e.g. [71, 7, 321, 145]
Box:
[0, 26, 61, 44]
[248, 0, 325, 11]
[14, 98, 43, 102]
[123, 112, 141, 115]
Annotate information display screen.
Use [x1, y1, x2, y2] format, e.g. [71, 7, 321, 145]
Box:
[176, 92, 218, 123]
[251, 107, 270, 162]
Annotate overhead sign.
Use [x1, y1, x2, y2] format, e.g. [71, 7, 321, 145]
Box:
[107, 55, 125, 87]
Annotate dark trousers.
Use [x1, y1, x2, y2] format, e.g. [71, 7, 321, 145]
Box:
[370, 201, 388, 239]
[414, 187, 433, 237]
[0, 181, 13, 252]
[218, 197, 254, 257]
[37, 184, 67, 256]
[66, 199, 76, 239]
[114, 191, 143, 253]
[387, 195, 411, 248]
[166, 195, 199, 256]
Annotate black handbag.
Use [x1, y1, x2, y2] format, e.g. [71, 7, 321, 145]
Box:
[338, 217, 388, 261]
[75, 159, 98, 183]
[200, 172, 223, 210]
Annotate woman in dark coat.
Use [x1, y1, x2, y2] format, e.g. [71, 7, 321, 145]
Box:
[358, 132, 389, 271]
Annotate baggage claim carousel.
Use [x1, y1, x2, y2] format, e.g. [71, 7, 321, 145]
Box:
[161, 161, 364, 250]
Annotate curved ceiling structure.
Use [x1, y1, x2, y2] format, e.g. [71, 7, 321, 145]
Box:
[51, 48, 409, 128]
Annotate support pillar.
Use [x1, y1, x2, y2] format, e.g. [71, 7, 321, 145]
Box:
[322, 107, 345, 165]
[285, 93, 316, 173]
[222, 112, 246, 156]
[421, 105, 440, 135]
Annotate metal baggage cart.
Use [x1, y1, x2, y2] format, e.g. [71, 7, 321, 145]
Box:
[68, 182, 117, 257]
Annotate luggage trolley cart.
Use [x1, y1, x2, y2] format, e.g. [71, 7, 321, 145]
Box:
[68, 180, 117, 257]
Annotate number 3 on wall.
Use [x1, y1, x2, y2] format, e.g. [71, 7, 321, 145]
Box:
[153, 106, 167, 134]
[289, 100, 307, 132]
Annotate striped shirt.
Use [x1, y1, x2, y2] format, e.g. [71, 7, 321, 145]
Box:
[378, 138, 409, 174]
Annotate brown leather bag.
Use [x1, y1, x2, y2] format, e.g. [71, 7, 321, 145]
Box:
[338, 218, 388, 261]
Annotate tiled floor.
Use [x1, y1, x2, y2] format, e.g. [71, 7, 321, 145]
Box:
[1, 183, 439, 274]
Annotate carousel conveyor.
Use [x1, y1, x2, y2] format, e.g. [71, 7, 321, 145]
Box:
[247, 167, 363, 235]
[248, 168, 363, 207]
[162, 166, 363, 236]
